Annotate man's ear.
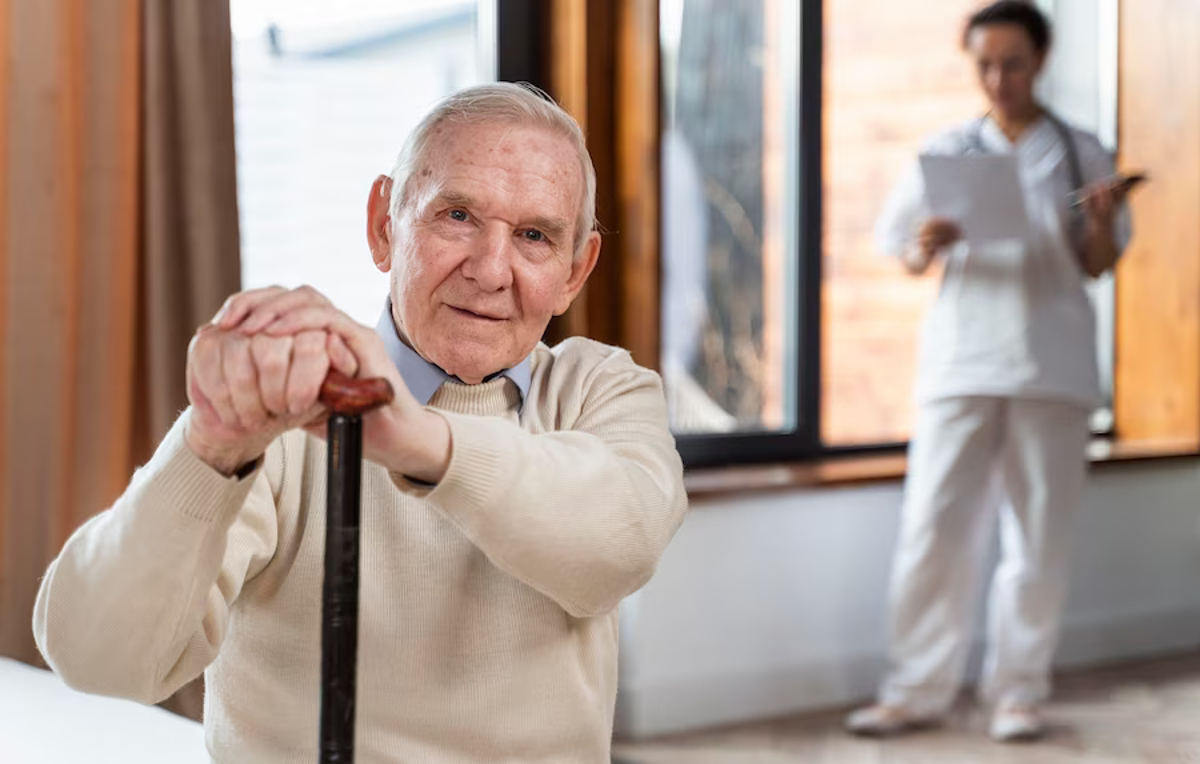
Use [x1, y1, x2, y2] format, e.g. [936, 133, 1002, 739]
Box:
[367, 175, 394, 272]
[553, 231, 602, 316]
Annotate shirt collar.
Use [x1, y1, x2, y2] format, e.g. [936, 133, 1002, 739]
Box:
[980, 112, 1051, 154]
[374, 301, 532, 408]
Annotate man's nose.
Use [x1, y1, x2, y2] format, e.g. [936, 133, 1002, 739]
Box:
[461, 226, 514, 292]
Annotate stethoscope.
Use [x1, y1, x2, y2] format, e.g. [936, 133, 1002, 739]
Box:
[964, 108, 1087, 254]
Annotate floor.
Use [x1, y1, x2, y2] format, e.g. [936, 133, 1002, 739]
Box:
[613, 652, 1200, 763]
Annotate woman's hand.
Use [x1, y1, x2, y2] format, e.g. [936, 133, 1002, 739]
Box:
[903, 218, 961, 274]
[1081, 182, 1117, 227]
[918, 218, 963, 255]
[1078, 182, 1122, 278]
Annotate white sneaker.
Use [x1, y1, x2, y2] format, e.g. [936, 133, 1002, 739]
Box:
[989, 704, 1045, 742]
[844, 704, 941, 737]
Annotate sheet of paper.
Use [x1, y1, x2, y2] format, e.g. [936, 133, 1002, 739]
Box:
[918, 154, 1030, 246]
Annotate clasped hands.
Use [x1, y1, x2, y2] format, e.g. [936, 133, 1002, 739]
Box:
[183, 286, 450, 483]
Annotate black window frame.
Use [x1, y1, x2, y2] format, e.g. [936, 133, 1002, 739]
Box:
[495, 0, 547, 86]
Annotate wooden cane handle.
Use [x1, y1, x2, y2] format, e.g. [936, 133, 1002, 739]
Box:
[319, 370, 394, 416]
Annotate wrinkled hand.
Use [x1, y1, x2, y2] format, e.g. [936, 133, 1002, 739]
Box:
[185, 287, 359, 475]
[210, 286, 452, 483]
[917, 218, 962, 257]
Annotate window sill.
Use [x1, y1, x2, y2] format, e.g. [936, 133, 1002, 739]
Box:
[684, 436, 1200, 501]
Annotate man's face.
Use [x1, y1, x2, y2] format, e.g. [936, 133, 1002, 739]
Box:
[371, 121, 599, 384]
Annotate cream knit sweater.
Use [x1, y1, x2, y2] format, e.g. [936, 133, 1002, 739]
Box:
[33, 338, 687, 763]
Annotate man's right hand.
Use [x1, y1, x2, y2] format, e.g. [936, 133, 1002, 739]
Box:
[184, 288, 358, 476]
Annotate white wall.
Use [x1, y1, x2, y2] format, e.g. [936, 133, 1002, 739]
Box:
[616, 462, 1200, 738]
[1037, 0, 1120, 417]
[1037, 0, 1118, 147]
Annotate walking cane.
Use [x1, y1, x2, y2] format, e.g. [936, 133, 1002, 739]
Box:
[317, 370, 395, 763]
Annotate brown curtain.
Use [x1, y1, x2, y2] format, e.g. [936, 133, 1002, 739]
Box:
[0, 0, 240, 723]
[140, 0, 242, 720]
[142, 0, 241, 444]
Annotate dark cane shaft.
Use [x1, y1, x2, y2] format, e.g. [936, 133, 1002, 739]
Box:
[321, 413, 363, 762]
[318, 371, 394, 764]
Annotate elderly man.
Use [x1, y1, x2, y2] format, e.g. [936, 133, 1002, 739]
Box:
[33, 83, 687, 763]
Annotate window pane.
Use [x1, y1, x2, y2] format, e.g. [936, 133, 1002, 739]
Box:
[231, 1, 491, 326]
[660, 0, 800, 435]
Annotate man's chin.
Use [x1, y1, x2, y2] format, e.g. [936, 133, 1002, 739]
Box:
[430, 342, 516, 383]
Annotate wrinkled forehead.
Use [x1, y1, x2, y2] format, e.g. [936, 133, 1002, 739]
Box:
[409, 121, 585, 220]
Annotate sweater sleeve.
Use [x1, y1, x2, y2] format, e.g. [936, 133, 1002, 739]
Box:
[32, 409, 281, 704]
[411, 347, 687, 619]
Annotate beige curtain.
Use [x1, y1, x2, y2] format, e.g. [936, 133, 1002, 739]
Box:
[0, 0, 240, 723]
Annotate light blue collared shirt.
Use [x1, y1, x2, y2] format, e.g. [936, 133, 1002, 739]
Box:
[374, 302, 532, 409]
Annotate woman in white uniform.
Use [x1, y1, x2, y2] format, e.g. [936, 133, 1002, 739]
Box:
[846, 1, 1133, 742]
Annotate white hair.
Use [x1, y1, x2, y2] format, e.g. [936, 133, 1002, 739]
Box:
[388, 82, 597, 256]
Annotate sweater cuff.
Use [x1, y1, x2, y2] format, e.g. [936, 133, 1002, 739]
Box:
[133, 409, 265, 525]
[419, 410, 515, 530]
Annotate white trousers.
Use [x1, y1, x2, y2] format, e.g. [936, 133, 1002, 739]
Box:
[879, 396, 1091, 714]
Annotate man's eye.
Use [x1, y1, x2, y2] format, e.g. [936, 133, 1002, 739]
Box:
[523, 229, 545, 242]
[449, 209, 469, 222]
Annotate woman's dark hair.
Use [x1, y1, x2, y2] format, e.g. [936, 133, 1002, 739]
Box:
[963, 1, 1052, 54]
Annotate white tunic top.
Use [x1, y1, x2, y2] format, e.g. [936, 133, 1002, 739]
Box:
[876, 115, 1132, 407]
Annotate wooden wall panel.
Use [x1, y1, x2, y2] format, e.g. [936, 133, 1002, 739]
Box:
[614, 0, 660, 369]
[546, 0, 661, 371]
[548, 0, 594, 342]
[1114, 0, 1200, 446]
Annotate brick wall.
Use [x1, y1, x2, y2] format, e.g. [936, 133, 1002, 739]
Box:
[822, 0, 986, 444]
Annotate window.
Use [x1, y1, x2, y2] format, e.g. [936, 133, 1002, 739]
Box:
[231, 0, 495, 326]
[661, 0, 810, 467]
[663, 0, 1119, 466]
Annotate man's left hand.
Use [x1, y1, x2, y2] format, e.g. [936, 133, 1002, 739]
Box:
[214, 286, 452, 483]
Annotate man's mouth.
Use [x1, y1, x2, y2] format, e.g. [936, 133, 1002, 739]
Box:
[449, 306, 505, 322]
